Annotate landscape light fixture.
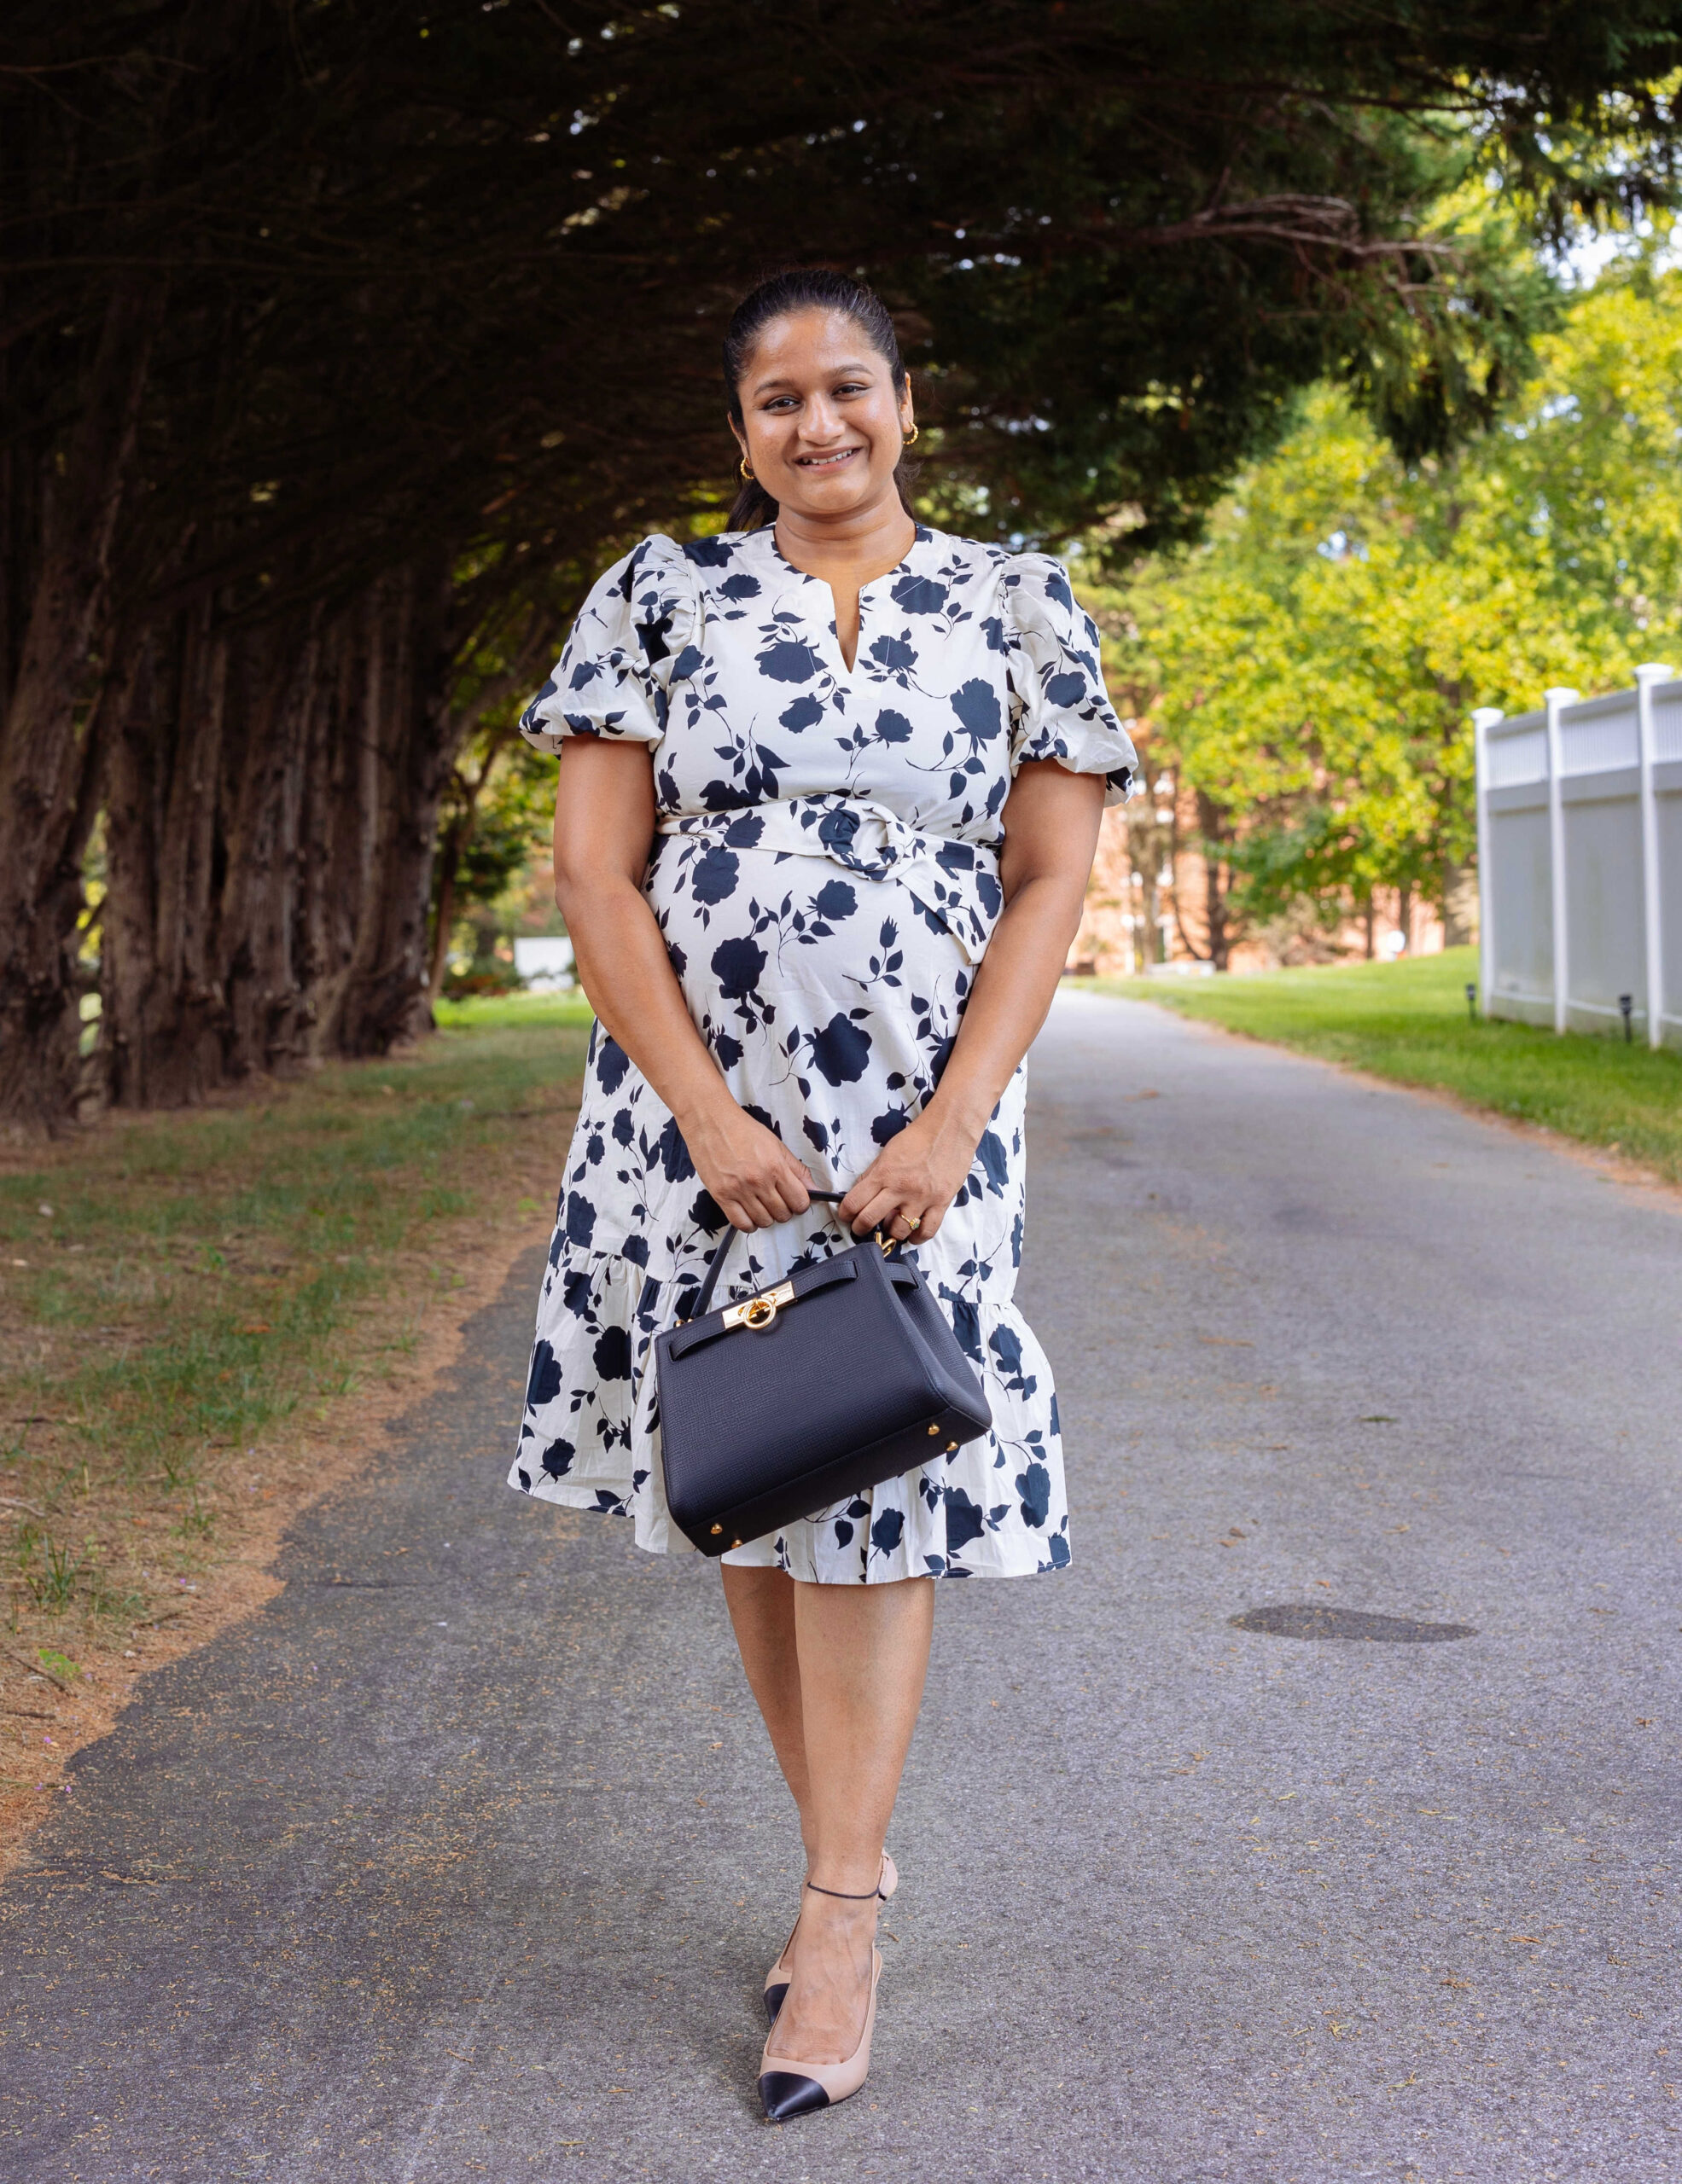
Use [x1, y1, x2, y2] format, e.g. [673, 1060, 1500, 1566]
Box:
[1464, 981, 1477, 1025]
[1619, 992, 1634, 1042]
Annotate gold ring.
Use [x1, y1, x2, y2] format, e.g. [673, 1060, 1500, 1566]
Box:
[904, 1213, 921, 1234]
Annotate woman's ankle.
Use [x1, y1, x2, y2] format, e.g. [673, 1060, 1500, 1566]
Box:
[805, 1859, 885, 1902]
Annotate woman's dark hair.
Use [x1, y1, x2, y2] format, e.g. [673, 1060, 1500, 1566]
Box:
[723, 270, 914, 530]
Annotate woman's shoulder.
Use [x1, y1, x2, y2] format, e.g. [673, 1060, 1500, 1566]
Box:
[920, 529, 1074, 599]
[993, 547, 1083, 634]
[608, 531, 703, 586]
[576, 533, 711, 637]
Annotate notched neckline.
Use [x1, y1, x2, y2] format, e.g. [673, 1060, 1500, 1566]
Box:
[764, 519, 933, 599]
[763, 522, 933, 676]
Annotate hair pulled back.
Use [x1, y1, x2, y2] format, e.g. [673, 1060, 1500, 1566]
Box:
[723, 269, 914, 531]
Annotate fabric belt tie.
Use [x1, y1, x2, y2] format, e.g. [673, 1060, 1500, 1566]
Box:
[655, 795, 1004, 965]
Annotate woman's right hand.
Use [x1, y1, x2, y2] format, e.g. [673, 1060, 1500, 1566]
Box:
[681, 1098, 814, 1233]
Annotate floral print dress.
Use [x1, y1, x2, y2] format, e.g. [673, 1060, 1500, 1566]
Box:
[509, 523, 1137, 1582]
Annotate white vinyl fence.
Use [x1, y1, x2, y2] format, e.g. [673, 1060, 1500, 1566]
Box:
[1475, 667, 1682, 1049]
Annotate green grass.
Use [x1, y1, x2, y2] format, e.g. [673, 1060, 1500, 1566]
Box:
[1088, 946, 1682, 1184]
[0, 1009, 592, 1644]
[434, 988, 596, 1031]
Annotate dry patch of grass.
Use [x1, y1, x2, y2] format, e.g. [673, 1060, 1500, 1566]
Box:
[0, 999, 591, 1868]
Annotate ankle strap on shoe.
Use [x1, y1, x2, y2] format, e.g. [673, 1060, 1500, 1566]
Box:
[806, 1879, 883, 1901]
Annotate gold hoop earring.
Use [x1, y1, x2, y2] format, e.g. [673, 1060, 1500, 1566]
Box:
[903, 422, 920, 446]
[739, 456, 754, 481]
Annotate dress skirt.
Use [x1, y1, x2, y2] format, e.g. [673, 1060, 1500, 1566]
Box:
[509, 828, 1071, 1582]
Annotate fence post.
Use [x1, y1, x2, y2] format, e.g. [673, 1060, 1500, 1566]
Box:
[1635, 663, 1672, 1051]
[1543, 687, 1579, 1035]
[1471, 708, 1504, 1019]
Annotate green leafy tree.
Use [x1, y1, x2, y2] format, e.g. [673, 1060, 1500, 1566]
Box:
[1112, 253, 1682, 961]
[429, 735, 556, 998]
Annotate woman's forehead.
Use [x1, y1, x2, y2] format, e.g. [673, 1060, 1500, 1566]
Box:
[744, 310, 884, 391]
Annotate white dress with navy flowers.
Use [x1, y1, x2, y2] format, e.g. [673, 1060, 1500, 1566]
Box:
[509, 524, 1137, 1582]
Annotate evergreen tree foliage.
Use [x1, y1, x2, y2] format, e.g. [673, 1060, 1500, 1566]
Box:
[4, 1, 1682, 1115]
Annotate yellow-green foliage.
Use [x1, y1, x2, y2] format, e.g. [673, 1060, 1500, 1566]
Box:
[1091, 263, 1682, 921]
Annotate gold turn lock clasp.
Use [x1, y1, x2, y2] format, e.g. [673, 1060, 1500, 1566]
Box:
[721, 1279, 795, 1333]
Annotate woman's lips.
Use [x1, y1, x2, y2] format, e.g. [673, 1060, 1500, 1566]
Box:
[794, 445, 864, 469]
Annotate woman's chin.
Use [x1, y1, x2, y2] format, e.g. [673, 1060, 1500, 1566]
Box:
[775, 468, 897, 519]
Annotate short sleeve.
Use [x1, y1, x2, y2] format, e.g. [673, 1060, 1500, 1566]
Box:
[1003, 552, 1138, 807]
[519, 534, 701, 755]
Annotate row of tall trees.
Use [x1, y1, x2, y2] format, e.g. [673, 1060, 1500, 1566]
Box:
[6, 1, 1682, 1122]
[1101, 251, 1682, 965]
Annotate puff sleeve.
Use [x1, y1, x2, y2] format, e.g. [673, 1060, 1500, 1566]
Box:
[1003, 552, 1138, 806]
[518, 534, 701, 755]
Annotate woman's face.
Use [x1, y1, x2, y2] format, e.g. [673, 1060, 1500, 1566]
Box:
[731, 308, 913, 521]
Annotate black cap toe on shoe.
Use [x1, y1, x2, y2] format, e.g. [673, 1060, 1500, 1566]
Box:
[759, 2071, 831, 2122]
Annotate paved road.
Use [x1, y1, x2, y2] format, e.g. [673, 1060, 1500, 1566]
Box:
[3, 992, 1679, 2183]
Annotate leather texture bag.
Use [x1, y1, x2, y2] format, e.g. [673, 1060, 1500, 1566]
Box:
[655, 1192, 992, 1557]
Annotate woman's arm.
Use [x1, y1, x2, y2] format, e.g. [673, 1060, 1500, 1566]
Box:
[839, 760, 1104, 1241]
[552, 740, 814, 1234]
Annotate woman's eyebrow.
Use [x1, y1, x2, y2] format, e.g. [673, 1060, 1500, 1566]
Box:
[750, 359, 879, 397]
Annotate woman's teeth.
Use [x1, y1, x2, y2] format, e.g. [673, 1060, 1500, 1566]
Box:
[798, 448, 861, 468]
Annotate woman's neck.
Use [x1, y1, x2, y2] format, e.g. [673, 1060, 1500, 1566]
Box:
[773, 491, 917, 585]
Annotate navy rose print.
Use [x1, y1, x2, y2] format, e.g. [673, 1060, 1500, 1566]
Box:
[508, 524, 1136, 1581]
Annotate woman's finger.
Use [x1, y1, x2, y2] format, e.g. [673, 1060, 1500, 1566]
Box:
[848, 1183, 911, 1236]
[838, 1171, 887, 1228]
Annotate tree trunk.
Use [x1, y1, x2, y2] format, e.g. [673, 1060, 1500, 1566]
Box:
[0, 282, 160, 1129]
[1397, 879, 1412, 953]
[427, 723, 521, 1002]
[1362, 892, 1376, 960]
[1441, 857, 1479, 947]
[428, 817, 466, 1002]
[321, 559, 461, 1056]
[92, 552, 483, 1106]
[214, 617, 315, 1079]
[1194, 789, 1231, 970]
[102, 608, 231, 1108]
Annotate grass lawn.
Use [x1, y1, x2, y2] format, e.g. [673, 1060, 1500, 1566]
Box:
[0, 1007, 591, 1804]
[433, 988, 596, 1033]
[1087, 946, 1682, 1185]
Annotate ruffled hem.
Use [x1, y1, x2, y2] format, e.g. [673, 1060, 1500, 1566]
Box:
[509, 1246, 1071, 1583]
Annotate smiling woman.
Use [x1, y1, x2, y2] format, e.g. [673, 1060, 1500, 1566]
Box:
[509, 269, 1137, 2121]
[721, 270, 917, 601]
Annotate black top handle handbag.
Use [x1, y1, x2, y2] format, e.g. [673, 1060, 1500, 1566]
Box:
[655, 1192, 992, 1557]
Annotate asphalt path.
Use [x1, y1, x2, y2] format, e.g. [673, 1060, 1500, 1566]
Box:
[3, 990, 1679, 2183]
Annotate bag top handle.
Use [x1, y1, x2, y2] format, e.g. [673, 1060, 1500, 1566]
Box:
[688, 1189, 854, 1323]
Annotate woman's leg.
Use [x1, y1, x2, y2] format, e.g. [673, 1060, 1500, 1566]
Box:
[720, 1565, 812, 1846]
[724, 1566, 935, 2065]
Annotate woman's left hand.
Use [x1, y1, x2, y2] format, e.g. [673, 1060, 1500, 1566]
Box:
[838, 1107, 981, 1246]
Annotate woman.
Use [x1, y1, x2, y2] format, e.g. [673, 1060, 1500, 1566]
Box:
[510, 269, 1136, 2119]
